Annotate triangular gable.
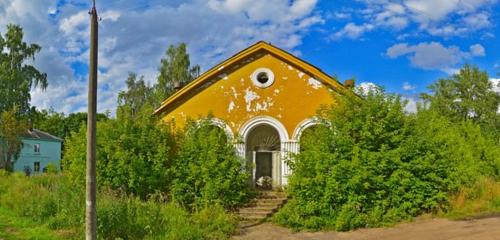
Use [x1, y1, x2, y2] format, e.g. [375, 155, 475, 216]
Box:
[153, 41, 346, 115]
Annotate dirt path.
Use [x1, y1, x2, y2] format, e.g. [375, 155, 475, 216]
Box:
[233, 216, 500, 240]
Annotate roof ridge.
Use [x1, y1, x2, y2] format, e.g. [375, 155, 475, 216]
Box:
[24, 128, 63, 142]
[153, 41, 346, 115]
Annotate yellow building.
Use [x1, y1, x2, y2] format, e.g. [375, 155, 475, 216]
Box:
[154, 41, 349, 186]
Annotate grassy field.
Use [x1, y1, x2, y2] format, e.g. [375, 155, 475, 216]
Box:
[444, 178, 500, 219]
[0, 207, 62, 240]
[1, 174, 499, 239]
[0, 172, 238, 240]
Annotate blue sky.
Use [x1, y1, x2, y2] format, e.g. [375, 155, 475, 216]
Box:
[0, 0, 499, 113]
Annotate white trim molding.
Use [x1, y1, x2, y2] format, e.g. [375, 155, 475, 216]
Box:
[291, 117, 322, 141]
[239, 115, 289, 142]
[198, 117, 234, 140]
[250, 67, 275, 88]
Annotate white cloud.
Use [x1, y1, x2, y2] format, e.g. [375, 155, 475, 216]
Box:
[386, 42, 486, 73]
[0, 0, 323, 114]
[491, 78, 500, 113]
[402, 82, 416, 91]
[331, 23, 374, 40]
[332, 0, 498, 40]
[355, 82, 380, 95]
[331, 11, 351, 20]
[491, 78, 500, 93]
[469, 44, 485, 56]
[402, 96, 418, 113]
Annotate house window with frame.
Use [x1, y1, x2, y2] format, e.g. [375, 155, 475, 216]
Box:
[34, 162, 40, 173]
[34, 143, 40, 153]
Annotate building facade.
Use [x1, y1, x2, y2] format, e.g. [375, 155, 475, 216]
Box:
[154, 42, 348, 186]
[12, 129, 62, 175]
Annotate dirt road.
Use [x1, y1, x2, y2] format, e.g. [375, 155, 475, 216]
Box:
[233, 216, 500, 240]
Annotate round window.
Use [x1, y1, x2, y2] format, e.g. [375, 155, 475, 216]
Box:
[251, 68, 274, 88]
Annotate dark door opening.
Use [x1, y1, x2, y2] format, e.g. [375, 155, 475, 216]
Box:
[255, 152, 272, 181]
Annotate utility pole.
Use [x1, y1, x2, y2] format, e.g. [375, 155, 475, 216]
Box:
[86, 0, 98, 239]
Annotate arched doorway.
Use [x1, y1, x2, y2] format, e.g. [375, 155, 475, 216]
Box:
[246, 124, 281, 188]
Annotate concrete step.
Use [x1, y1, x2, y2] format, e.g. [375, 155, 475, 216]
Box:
[258, 191, 287, 199]
[237, 191, 288, 223]
[249, 198, 287, 204]
[238, 220, 261, 228]
[238, 212, 270, 220]
[239, 208, 277, 215]
[238, 206, 277, 212]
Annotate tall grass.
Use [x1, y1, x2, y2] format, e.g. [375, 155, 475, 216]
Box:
[0, 170, 237, 239]
[445, 177, 500, 219]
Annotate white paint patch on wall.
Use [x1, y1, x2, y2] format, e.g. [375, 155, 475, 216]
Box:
[227, 101, 235, 113]
[244, 88, 260, 112]
[287, 65, 294, 70]
[308, 78, 322, 89]
[231, 87, 240, 99]
[255, 102, 266, 111]
[254, 97, 274, 112]
[218, 66, 225, 70]
[298, 72, 304, 79]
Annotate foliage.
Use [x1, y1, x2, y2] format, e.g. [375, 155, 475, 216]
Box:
[63, 112, 177, 199]
[117, 72, 154, 119]
[154, 43, 200, 106]
[0, 24, 47, 115]
[45, 163, 59, 174]
[421, 64, 500, 139]
[274, 87, 500, 231]
[445, 177, 500, 219]
[0, 107, 27, 171]
[0, 206, 62, 240]
[0, 171, 237, 239]
[171, 120, 251, 210]
[32, 109, 109, 142]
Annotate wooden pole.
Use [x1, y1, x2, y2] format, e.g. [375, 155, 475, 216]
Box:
[86, 1, 98, 239]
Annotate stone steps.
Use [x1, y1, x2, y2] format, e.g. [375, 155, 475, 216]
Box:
[237, 191, 287, 227]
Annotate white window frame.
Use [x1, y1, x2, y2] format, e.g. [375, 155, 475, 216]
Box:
[34, 143, 40, 154]
[251, 68, 275, 88]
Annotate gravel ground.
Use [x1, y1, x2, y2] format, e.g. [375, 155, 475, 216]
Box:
[233, 216, 500, 240]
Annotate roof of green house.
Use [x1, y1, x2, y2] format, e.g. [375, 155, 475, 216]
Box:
[22, 129, 63, 142]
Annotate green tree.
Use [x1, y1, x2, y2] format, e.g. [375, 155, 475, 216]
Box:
[0, 24, 47, 115]
[32, 110, 109, 141]
[0, 107, 26, 171]
[154, 43, 200, 106]
[171, 120, 250, 210]
[421, 64, 500, 137]
[275, 88, 499, 231]
[63, 114, 177, 199]
[31, 109, 66, 139]
[117, 72, 154, 119]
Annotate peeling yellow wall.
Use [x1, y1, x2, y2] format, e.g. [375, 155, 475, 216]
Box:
[160, 51, 336, 138]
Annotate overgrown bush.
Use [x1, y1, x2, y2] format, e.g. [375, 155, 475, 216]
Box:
[171, 120, 251, 210]
[63, 115, 251, 210]
[63, 112, 178, 199]
[0, 172, 237, 239]
[274, 88, 500, 231]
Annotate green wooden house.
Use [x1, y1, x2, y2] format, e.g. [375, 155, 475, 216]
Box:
[12, 128, 62, 175]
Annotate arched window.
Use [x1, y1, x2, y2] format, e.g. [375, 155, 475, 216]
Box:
[299, 124, 329, 152]
[195, 124, 229, 144]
